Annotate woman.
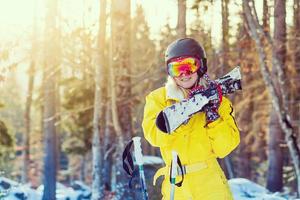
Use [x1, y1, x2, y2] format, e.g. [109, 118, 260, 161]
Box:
[142, 38, 240, 200]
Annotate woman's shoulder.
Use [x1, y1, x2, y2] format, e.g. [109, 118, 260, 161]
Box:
[145, 87, 167, 104]
[219, 96, 235, 116]
[221, 96, 232, 104]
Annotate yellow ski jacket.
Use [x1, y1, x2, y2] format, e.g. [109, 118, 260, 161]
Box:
[142, 79, 240, 200]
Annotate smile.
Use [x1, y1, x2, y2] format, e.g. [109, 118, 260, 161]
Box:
[180, 77, 191, 81]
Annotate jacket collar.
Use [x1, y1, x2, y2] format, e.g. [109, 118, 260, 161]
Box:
[165, 76, 185, 101]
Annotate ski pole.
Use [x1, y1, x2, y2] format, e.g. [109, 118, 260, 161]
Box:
[132, 137, 149, 200]
[170, 151, 178, 200]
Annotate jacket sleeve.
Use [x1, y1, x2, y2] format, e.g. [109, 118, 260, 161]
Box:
[142, 92, 174, 148]
[206, 97, 240, 158]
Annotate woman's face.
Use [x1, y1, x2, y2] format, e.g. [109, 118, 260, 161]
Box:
[173, 72, 198, 89]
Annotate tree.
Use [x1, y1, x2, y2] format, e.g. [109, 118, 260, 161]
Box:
[221, 0, 230, 72]
[263, 0, 270, 34]
[110, 0, 134, 198]
[60, 22, 96, 182]
[101, 103, 114, 192]
[42, 0, 59, 198]
[62, 75, 94, 179]
[91, 0, 106, 198]
[22, 0, 37, 183]
[216, 0, 235, 179]
[233, 8, 269, 180]
[22, 53, 35, 184]
[292, 0, 300, 136]
[0, 54, 25, 175]
[0, 120, 12, 147]
[177, 0, 186, 37]
[295, 0, 300, 84]
[266, 0, 286, 192]
[130, 5, 157, 157]
[231, 17, 252, 179]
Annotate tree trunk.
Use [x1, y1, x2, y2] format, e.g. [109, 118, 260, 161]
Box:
[219, 0, 233, 178]
[263, 0, 270, 34]
[221, 0, 229, 73]
[112, 0, 132, 142]
[110, 1, 133, 198]
[294, 0, 300, 82]
[177, 0, 186, 38]
[22, 0, 38, 184]
[55, 67, 61, 172]
[22, 61, 35, 184]
[79, 154, 86, 182]
[22, 41, 36, 184]
[267, 0, 286, 192]
[54, 1, 62, 174]
[109, 33, 126, 199]
[267, 110, 284, 191]
[42, 0, 58, 198]
[292, 0, 300, 144]
[102, 103, 113, 190]
[91, 0, 106, 199]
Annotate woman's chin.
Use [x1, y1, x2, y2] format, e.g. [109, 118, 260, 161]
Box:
[174, 73, 198, 89]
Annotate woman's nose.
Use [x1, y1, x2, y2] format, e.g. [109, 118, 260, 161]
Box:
[180, 71, 191, 77]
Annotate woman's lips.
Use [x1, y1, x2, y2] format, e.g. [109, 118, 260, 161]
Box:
[180, 77, 191, 81]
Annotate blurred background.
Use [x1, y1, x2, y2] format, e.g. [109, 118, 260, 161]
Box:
[0, 0, 300, 199]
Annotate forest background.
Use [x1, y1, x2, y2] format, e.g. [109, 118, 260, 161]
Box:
[0, 0, 300, 199]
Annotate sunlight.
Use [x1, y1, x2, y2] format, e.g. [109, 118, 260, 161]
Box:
[0, 0, 40, 40]
[0, 0, 35, 24]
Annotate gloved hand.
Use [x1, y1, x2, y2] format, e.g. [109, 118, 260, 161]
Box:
[188, 79, 222, 125]
[202, 82, 222, 124]
[202, 102, 220, 124]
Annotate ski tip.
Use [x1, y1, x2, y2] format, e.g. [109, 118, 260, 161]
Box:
[156, 111, 169, 133]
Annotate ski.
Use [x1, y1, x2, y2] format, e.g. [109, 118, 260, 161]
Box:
[122, 137, 149, 200]
[170, 151, 178, 200]
[156, 66, 242, 133]
[132, 137, 149, 200]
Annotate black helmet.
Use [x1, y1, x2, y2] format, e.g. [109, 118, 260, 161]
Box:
[165, 38, 207, 76]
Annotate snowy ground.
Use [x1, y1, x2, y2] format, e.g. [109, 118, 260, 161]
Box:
[1, 175, 300, 199]
[229, 178, 299, 200]
[0, 177, 91, 200]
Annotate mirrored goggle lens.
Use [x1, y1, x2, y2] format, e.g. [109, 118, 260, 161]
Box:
[167, 58, 200, 77]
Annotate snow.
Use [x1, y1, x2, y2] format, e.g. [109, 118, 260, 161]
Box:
[70, 181, 91, 199]
[0, 177, 42, 200]
[228, 178, 300, 200]
[0, 177, 87, 200]
[1, 176, 300, 200]
[37, 182, 81, 200]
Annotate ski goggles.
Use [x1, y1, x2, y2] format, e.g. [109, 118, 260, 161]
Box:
[167, 57, 200, 77]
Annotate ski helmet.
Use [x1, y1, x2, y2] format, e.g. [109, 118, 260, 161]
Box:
[165, 38, 207, 77]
